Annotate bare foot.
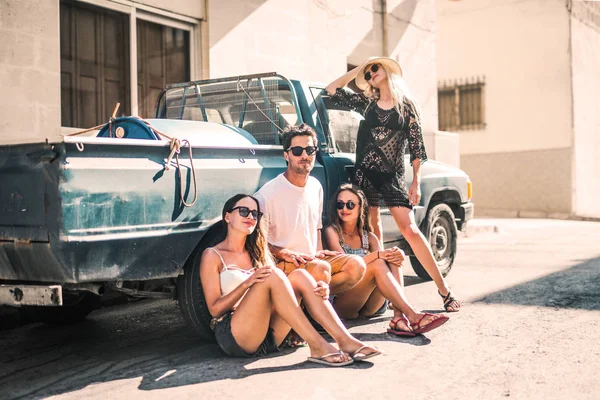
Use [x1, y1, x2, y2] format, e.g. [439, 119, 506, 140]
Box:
[439, 289, 461, 312]
[389, 315, 413, 333]
[337, 338, 381, 359]
[309, 343, 352, 364]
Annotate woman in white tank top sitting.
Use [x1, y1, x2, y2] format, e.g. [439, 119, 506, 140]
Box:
[200, 193, 381, 365]
[324, 184, 449, 336]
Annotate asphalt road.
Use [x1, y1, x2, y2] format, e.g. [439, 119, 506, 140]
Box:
[1, 218, 599, 400]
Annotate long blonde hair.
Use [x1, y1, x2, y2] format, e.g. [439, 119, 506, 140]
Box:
[363, 64, 421, 122]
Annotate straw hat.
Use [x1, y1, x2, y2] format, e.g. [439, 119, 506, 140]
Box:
[355, 56, 403, 91]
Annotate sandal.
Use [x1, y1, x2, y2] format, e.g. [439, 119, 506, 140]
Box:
[387, 316, 416, 337]
[350, 345, 382, 362]
[410, 313, 449, 334]
[307, 352, 354, 367]
[439, 290, 461, 312]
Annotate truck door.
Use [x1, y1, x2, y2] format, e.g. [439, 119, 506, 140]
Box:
[308, 87, 403, 246]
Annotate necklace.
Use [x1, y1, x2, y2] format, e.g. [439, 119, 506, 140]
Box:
[374, 103, 396, 125]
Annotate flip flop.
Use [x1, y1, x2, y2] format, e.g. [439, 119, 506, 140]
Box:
[350, 345, 382, 362]
[387, 316, 417, 337]
[307, 352, 354, 367]
[410, 313, 449, 334]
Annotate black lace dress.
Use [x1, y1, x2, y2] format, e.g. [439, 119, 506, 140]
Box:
[331, 88, 428, 209]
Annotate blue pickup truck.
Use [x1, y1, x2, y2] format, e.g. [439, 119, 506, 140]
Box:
[0, 72, 473, 339]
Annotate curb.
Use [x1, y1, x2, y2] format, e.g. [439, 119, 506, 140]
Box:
[459, 220, 499, 238]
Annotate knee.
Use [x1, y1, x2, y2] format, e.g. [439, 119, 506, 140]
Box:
[369, 258, 390, 273]
[307, 260, 331, 283]
[344, 257, 366, 284]
[401, 224, 421, 241]
[288, 268, 315, 288]
[266, 265, 287, 283]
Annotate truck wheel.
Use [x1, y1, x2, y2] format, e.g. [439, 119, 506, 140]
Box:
[409, 203, 458, 281]
[19, 292, 100, 325]
[177, 243, 217, 342]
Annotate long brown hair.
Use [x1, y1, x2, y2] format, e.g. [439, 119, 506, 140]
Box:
[328, 183, 373, 237]
[221, 194, 273, 269]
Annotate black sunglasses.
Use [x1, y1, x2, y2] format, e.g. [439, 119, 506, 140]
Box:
[364, 63, 380, 82]
[287, 146, 317, 157]
[230, 206, 263, 220]
[336, 200, 357, 211]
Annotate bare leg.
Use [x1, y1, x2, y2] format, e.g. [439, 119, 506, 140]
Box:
[336, 259, 442, 328]
[389, 206, 461, 311]
[304, 259, 332, 284]
[329, 257, 366, 295]
[335, 259, 418, 319]
[230, 268, 350, 363]
[369, 206, 383, 244]
[287, 269, 380, 357]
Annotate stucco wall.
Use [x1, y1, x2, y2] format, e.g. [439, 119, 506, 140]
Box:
[209, 0, 438, 133]
[0, 0, 61, 144]
[137, 0, 204, 19]
[570, 1, 600, 218]
[437, 0, 573, 155]
[462, 148, 573, 215]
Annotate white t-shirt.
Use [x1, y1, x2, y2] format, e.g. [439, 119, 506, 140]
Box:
[255, 173, 323, 256]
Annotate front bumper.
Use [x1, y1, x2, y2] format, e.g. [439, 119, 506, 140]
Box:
[458, 202, 475, 231]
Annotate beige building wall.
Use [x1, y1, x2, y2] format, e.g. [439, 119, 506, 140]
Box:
[0, 0, 62, 145]
[570, 1, 600, 218]
[437, 0, 575, 215]
[209, 0, 439, 133]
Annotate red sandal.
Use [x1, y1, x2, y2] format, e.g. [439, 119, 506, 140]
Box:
[410, 313, 449, 334]
[387, 316, 417, 337]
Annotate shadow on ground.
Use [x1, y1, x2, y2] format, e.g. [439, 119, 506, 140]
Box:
[473, 256, 600, 311]
[2, 305, 385, 399]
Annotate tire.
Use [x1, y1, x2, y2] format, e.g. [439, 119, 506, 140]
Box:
[19, 292, 100, 325]
[409, 203, 458, 281]
[176, 225, 224, 342]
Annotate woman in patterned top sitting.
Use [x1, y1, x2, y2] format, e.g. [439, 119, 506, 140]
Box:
[324, 184, 449, 336]
[200, 193, 381, 365]
[325, 57, 461, 312]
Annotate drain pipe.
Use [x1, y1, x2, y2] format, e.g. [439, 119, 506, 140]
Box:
[381, 0, 388, 56]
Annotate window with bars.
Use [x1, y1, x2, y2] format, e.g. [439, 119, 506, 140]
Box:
[60, 0, 191, 128]
[438, 77, 486, 131]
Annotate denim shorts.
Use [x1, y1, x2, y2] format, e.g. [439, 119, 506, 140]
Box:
[213, 312, 280, 358]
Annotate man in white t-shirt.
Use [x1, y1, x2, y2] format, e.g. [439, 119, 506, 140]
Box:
[255, 124, 366, 295]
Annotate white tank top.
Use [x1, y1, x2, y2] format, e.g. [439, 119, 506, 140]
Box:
[208, 247, 254, 296]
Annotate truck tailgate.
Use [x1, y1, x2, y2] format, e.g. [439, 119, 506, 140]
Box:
[0, 144, 54, 242]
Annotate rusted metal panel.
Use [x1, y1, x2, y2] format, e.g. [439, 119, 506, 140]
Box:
[0, 284, 62, 306]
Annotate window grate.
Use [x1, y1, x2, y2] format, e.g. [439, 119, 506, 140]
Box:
[438, 77, 486, 131]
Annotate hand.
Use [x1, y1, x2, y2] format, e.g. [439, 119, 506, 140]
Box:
[315, 249, 342, 259]
[313, 281, 330, 299]
[408, 181, 421, 206]
[245, 267, 272, 288]
[379, 246, 405, 265]
[280, 249, 313, 266]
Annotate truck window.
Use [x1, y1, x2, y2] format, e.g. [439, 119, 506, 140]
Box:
[325, 109, 363, 154]
[309, 87, 363, 154]
[160, 77, 300, 146]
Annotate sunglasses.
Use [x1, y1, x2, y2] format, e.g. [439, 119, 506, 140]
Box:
[287, 146, 317, 157]
[336, 200, 357, 211]
[230, 206, 263, 220]
[364, 63, 380, 82]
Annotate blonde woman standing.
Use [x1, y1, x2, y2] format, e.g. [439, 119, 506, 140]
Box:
[325, 57, 460, 312]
